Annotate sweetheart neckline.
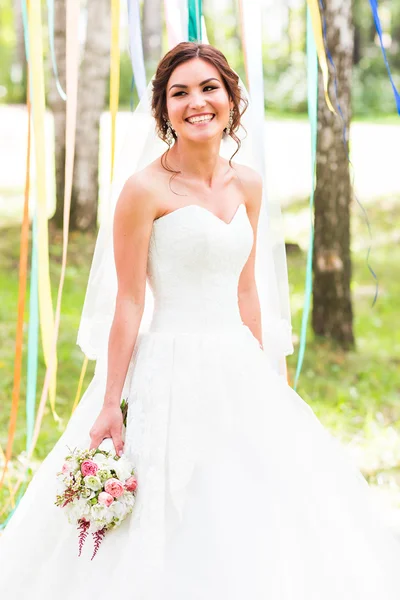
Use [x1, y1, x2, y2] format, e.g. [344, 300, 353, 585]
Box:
[153, 202, 246, 227]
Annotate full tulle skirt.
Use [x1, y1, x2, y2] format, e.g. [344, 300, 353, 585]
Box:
[1, 325, 399, 599]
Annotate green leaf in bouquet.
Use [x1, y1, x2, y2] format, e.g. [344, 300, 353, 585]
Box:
[120, 398, 128, 427]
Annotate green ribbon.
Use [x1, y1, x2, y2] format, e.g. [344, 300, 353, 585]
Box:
[188, 0, 202, 42]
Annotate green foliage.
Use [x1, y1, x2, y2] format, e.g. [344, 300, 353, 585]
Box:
[353, 52, 400, 116]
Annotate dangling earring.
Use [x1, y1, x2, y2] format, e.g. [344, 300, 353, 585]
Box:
[165, 119, 175, 145]
[225, 108, 234, 135]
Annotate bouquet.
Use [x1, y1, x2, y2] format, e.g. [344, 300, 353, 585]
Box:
[55, 399, 137, 560]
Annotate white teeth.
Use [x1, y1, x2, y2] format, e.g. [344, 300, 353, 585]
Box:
[187, 114, 214, 124]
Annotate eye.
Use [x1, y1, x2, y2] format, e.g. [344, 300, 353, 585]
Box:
[172, 85, 218, 97]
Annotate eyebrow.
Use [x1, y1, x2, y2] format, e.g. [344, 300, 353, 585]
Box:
[168, 77, 220, 92]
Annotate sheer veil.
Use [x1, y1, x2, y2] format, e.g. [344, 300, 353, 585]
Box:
[77, 75, 293, 380]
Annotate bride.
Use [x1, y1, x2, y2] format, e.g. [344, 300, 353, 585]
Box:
[1, 41, 400, 599]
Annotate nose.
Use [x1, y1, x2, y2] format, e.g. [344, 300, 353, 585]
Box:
[188, 91, 207, 110]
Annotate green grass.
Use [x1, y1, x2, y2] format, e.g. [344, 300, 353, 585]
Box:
[0, 196, 399, 520]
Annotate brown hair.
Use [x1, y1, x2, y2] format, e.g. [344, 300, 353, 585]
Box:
[151, 42, 248, 176]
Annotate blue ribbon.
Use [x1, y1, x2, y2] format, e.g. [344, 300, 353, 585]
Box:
[368, 0, 400, 114]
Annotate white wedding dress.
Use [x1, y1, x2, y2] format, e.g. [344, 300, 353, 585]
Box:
[1, 202, 400, 599]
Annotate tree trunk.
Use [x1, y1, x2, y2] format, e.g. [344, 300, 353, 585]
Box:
[312, 0, 355, 349]
[48, 0, 67, 229]
[70, 0, 110, 231]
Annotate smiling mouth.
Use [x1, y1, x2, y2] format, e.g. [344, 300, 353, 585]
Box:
[185, 114, 215, 125]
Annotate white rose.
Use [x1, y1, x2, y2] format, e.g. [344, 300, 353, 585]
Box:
[92, 452, 109, 466]
[68, 458, 79, 472]
[110, 500, 126, 520]
[65, 498, 89, 524]
[114, 457, 133, 481]
[90, 503, 107, 526]
[83, 475, 102, 491]
[121, 492, 135, 509]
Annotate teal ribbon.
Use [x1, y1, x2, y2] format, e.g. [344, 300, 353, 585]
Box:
[46, 0, 67, 100]
[188, 0, 202, 42]
[294, 7, 318, 391]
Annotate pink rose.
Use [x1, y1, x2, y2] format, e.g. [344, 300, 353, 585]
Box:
[104, 478, 125, 498]
[124, 476, 138, 492]
[98, 492, 114, 507]
[61, 462, 72, 475]
[80, 459, 99, 477]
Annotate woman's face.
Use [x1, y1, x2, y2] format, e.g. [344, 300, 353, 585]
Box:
[165, 58, 233, 142]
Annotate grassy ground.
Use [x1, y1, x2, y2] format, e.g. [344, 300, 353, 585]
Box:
[0, 195, 399, 521]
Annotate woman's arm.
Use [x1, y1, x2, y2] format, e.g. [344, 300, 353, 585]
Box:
[237, 166, 264, 349]
[89, 173, 157, 453]
[103, 174, 156, 408]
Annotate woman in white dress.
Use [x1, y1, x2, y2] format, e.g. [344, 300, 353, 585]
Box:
[1, 42, 400, 599]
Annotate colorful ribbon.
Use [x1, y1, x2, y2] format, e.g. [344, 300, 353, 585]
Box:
[46, 0, 67, 101]
[110, 0, 121, 181]
[318, 0, 378, 307]
[368, 0, 400, 114]
[164, 0, 188, 48]
[27, 0, 58, 420]
[294, 7, 318, 391]
[306, 0, 335, 113]
[188, 0, 202, 42]
[127, 0, 147, 101]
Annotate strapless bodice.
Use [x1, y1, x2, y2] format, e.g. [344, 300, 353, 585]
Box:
[146, 204, 254, 333]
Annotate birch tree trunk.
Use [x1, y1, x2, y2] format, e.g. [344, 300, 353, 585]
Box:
[70, 0, 110, 231]
[312, 0, 355, 348]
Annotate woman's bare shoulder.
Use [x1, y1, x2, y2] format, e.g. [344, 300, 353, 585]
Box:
[231, 160, 262, 187]
[117, 157, 167, 216]
[230, 161, 263, 211]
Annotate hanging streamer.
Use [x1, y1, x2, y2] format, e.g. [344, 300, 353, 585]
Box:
[294, 8, 318, 391]
[127, 0, 147, 101]
[188, 0, 202, 42]
[164, 0, 188, 48]
[46, 0, 67, 101]
[27, 0, 80, 471]
[71, 356, 89, 415]
[21, 3, 39, 453]
[0, 0, 58, 493]
[318, 0, 378, 307]
[306, 0, 335, 113]
[0, 84, 32, 491]
[368, 0, 400, 114]
[26, 0, 58, 420]
[0, 446, 15, 508]
[26, 212, 39, 452]
[110, 0, 121, 181]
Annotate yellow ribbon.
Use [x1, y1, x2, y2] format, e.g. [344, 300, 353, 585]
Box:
[71, 357, 89, 414]
[27, 0, 59, 421]
[306, 0, 335, 113]
[27, 0, 80, 469]
[110, 0, 121, 181]
[0, 445, 16, 508]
